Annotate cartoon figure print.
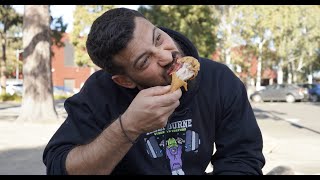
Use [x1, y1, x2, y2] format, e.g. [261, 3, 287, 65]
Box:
[145, 129, 200, 175]
[165, 137, 185, 175]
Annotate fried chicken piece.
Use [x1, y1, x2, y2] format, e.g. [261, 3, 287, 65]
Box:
[169, 56, 200, 93]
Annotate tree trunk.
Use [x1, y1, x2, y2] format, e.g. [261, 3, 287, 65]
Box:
[287, 61, 293, 84]
[0, 35, 7, 95]
[256, 39, 266, 90]
[291, 61, 297, 83]
[277, 59, 284, 84]
[17, 5, 58, 122]
[308, 65, 313, 84]
[225, 47, 232, 70]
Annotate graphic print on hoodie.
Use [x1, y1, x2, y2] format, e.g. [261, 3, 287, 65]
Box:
[144, 118, 201, 175]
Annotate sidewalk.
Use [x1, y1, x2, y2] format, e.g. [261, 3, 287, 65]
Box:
[0, 101, 64, 175]
[258, 118, 320, 175]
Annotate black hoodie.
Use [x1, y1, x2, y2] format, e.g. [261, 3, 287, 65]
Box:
[43, 27, 265, 175]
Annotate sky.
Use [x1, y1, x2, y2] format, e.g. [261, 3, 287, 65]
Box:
[12, 5, 140, 33]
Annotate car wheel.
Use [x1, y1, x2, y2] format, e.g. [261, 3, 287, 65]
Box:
[286, 94, 295, 103]
[252, 94, 262, 102]
[310, 94, 318, 102]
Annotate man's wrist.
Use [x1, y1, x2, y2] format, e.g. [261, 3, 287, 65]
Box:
[117, 113, 140, 144]
[119, 114, 138, 144]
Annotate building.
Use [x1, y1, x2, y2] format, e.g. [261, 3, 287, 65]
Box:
[51, 33, 92, 93]
[212, 46, 277, 87]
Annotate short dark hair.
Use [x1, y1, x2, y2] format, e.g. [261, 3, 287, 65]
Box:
[86, 8, 145, 75]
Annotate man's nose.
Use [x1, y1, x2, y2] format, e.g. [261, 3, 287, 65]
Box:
[154, 50, 172, 67]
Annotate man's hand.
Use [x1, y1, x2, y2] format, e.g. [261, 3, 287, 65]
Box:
[122, 85, 182, 136]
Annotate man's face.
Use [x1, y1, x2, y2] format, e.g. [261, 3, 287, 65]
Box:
[113, 17, 183, 90]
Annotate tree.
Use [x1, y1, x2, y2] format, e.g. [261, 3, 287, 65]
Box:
[270, 6, 302, 84]
[212, 5, 243, 68]
[0, 5, 22, 94]
[294, 6, 320, 83]
[139, 5, 218, 58]
[17, 5, 58, 122]
[71, 5, 115, 68]
[238, 6, 274, 89]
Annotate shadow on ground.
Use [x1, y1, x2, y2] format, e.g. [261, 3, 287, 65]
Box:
[253, 108, 286, 120]
[0, 146, 46, 175]
[0, 105, 21, 110]
[253, 107, 320, 135]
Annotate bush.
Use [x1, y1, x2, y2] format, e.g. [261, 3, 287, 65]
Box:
[54, 94, 71, 100]
[0, 93, 22, 102]
[0, 93, 70, 102]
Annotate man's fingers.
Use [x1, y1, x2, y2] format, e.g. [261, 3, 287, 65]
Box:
[154, 89, 182, 107]
[142, 85, 171, 96]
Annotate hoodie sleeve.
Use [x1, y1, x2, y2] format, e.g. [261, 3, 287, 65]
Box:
[42, 93, 107, 175]
[211, 65, 265, 175]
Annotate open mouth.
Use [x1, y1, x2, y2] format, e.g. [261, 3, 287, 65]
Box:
[166, 52, 183, 75]
[167, 62, 182, 76]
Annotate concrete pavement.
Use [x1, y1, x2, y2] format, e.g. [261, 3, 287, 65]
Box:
[253, 102, 320, 175]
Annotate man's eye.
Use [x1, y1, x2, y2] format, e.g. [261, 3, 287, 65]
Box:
[155, 34, 162, 46]
[156, 34, 161, 42]
[139, 57, 149, 68]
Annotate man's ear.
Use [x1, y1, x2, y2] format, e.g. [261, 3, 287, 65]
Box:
[112, 75, 136, 89]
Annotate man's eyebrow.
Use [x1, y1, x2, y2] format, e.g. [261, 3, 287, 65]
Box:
[133, 27, 157, 68]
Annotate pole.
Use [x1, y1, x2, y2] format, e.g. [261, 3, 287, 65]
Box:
[16, 49, 19, 80]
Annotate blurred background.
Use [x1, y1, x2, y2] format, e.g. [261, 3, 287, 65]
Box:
[0, 5, 319, 175]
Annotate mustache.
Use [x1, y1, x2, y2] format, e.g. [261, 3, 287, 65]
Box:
[172, 51, 181, 61]
[164, 51, 182, 70]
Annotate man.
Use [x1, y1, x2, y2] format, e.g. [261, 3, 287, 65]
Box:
[43, 8, 265, 175]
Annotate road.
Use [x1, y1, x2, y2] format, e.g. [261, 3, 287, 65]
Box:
[0, 101, 319, 175]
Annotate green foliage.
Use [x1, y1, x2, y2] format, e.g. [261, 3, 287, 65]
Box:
[50, 16, 68, 48]
[211, 5, 252, 68]
[54, 94, 71, 100]
[0, 5, 22, 93]
[267, 6, 320, 82]
[0, 93, 21, 102]
[0, 5, 22, 57]
[0, 5, 22, 33]
[71, 5, 115, 67]
[139, 5, 219, 58]
[215, 5, 320, 83]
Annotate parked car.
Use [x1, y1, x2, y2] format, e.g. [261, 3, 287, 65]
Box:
[296, 83, 312, 101]
[308, 83, 320, 102]
[297, 83, 320, 102]
[250, 84, 305, 103]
